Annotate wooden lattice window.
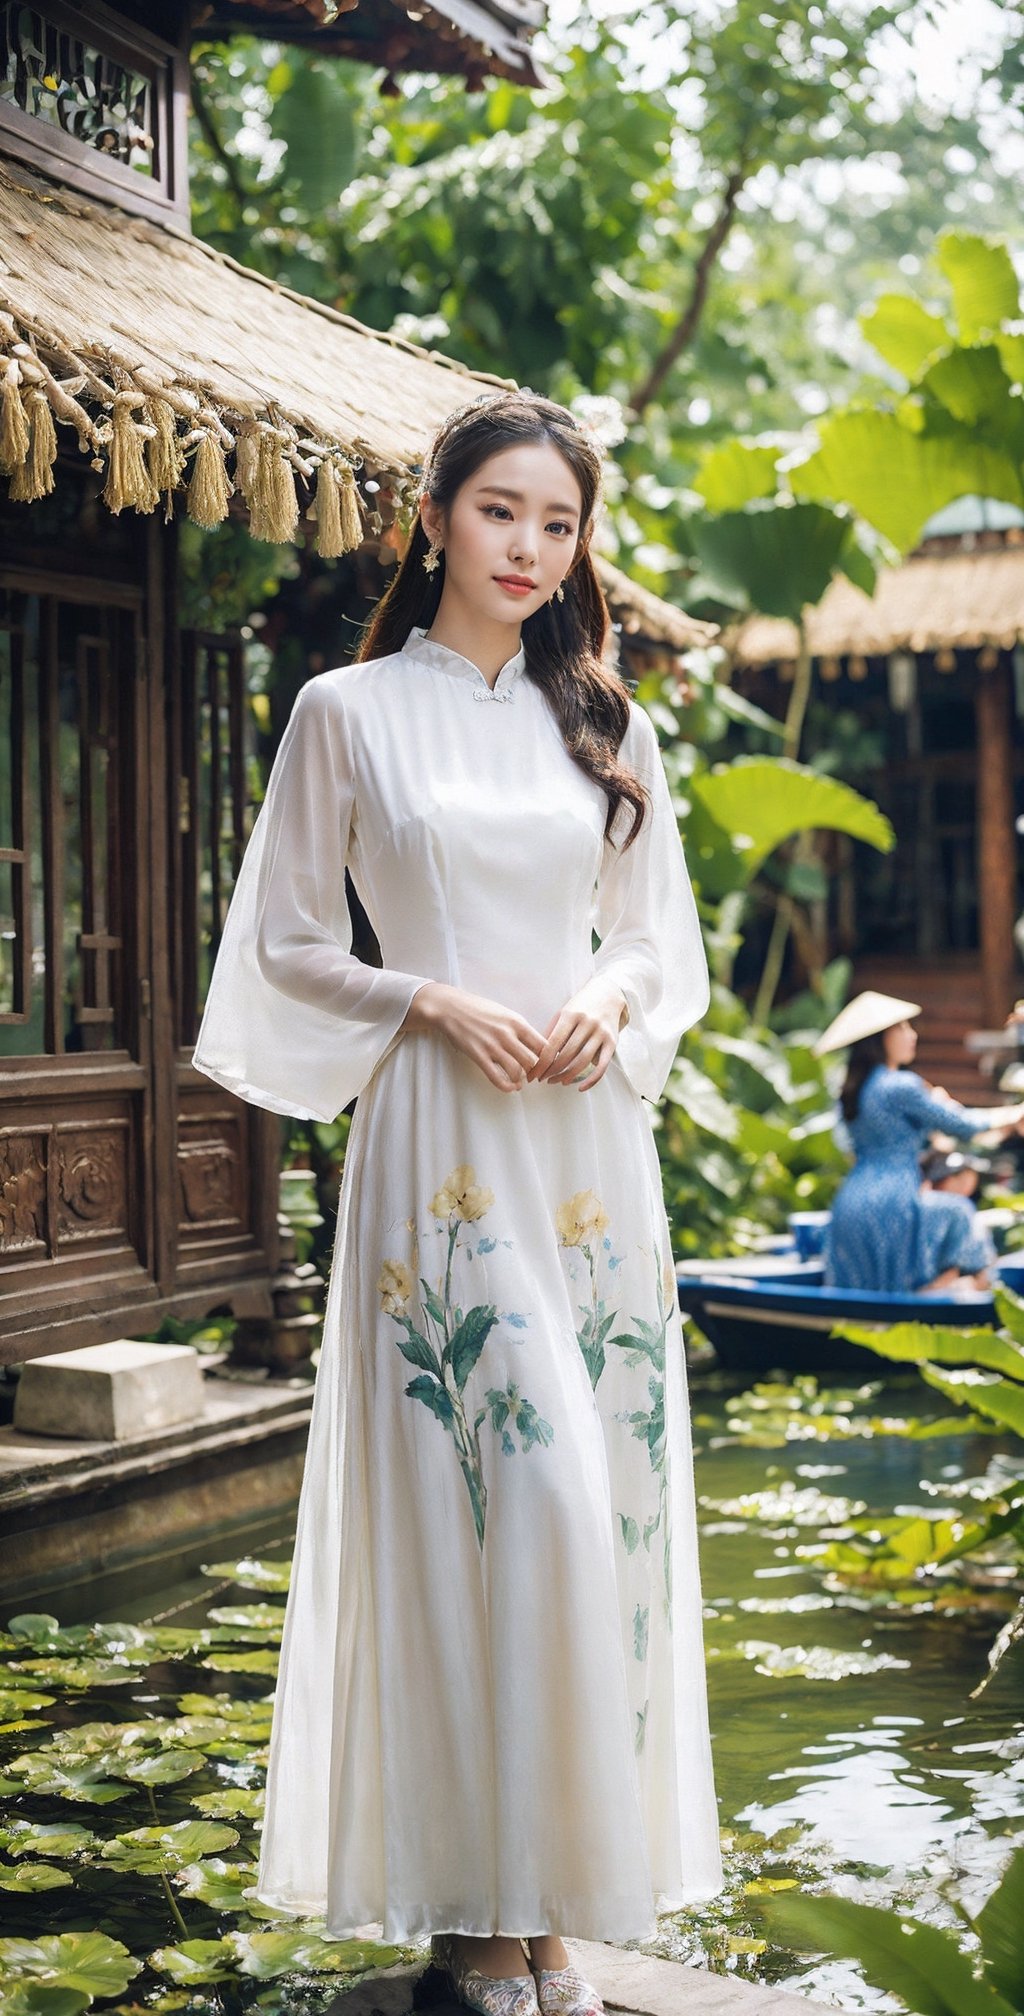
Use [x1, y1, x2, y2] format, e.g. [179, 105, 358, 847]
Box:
[175, 630, 249, 1051]
[0, 2, 188, 222]
[0, 584, 137, 1056]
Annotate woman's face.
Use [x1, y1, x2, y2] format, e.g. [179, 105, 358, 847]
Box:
[420, 439, 585, 625]
[883, 1018, 918, 1066]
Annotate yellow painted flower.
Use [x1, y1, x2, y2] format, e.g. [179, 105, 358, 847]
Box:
[555, 1189, 609, 1249]
[377, 1258, 413, 1314]
[429, 1163, 495, 1223]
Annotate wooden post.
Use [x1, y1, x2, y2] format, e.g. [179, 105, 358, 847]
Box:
[975, 655, 1017, 1027]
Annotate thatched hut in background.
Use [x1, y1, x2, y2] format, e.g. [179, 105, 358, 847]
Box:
[727, 501, 1024, 1095]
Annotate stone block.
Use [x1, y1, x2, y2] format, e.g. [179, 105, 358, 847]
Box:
[13, 1341, 205, 1443]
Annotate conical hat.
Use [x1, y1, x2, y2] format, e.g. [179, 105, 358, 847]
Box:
[813, 989, 922, 1057]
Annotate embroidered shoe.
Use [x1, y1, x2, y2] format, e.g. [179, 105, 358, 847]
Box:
[526, 1960, 604, 2016]
[428, 1935, 541, 2016]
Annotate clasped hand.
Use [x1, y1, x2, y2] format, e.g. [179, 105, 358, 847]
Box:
[405, 977, 628, 1094]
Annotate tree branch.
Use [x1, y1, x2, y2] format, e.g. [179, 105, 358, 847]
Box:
[190, 69, 251, 212]
[627, 165, 748, 417]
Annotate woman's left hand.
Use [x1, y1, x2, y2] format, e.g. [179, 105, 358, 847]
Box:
[526, 978, 629, 1091]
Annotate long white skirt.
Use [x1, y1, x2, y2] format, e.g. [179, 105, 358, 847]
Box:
[252, 1031, 722, 1942]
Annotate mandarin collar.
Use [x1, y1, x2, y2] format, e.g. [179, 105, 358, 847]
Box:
[404, 624, 526, 694]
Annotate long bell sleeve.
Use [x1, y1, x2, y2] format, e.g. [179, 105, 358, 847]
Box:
[591, 700, 709, 1105]
[191, 673, 432, 1124]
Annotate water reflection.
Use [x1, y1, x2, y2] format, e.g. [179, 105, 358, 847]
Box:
[738, 1719, 962, 1865]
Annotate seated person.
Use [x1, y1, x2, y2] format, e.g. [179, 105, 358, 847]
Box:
[813, 991, 1024, 1295]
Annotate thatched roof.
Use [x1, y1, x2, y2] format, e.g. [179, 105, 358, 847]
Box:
[0, 159, 709, 647]
[597, 559, 718, 652]
[728, 543, 1024, 666]
[0, 155, 518, 549]
[194, 0, 547, 86]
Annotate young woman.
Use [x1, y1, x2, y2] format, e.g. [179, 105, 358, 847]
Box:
[192, 389, 723, 2015]
[815, 990, 1024, 1294]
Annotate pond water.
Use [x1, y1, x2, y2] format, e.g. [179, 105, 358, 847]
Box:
[1, 1363, 1020, 2011]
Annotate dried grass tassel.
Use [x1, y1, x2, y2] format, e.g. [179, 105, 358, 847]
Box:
[313, 458, 344, 558]
[0, 359, 30, 475]
[9, 388, 57, 501]
[145, 396, 186, 495]
[187, 430, 232, 529]
[249, 429, 298, 544]
[339, 461, 364, 552]
[102, 397, 159, 514]
[234, 425, 259, 506]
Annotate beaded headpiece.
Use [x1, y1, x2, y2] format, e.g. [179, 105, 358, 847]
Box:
[416, 386, 620, 501]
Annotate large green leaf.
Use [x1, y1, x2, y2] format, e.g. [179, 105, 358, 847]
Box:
[859, 293, 951, 378]
[664, 1056, 739, 1141]
[920, 345, 1015, 426]
[790, 406, 1024, 552]
[225, 1929, 406, 1978]
[689, 502, 849, 618]
[921, 1367, 1024, 1435]
[832, 1320, 1024, 1382]
[691, 440, 779, 511]
[690, 759, 893, 874]
[0, 1935, 141, 1998]
[764, 1894, 1017, 2016]
[99, 1819, 239, 1874]
[995, 1284, 1024, 1346]
[974, 1837, 1024, 2002]
[937, 232, 1020, 341]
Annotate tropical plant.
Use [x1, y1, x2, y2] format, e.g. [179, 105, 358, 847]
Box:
[797, 1285, 1024, 1691]
[789, 230, 1024, 556]
[764, 1844, 1024, 2016]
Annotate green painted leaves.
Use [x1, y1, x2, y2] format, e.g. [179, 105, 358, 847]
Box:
[449, 1304, 499, 1393]
[478, 1386, 554, 1456]
[378, 1169, 551, 1548]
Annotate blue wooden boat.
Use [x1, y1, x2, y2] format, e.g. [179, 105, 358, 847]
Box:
[675, 1249, 1024, 1380]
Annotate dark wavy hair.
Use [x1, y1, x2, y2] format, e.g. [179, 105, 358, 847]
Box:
[839, 1031, 890, 1123]
[357, 391, 648, 849]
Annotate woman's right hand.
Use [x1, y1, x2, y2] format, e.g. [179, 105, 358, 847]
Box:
[401, 981, 546, 1094]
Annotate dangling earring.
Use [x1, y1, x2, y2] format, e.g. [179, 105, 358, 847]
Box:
[423, 541, 442, 575]
[554, 581, 565, 602]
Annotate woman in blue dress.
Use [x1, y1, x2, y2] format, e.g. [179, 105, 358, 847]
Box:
[814, 991, 1024, 1294]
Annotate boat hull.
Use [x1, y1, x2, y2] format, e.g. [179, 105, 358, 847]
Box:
[676, 1257, 1024, 1381]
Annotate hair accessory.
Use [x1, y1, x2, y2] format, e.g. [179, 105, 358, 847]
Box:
[417, 386, 613, 502]
[813, 990, 922, 1057]
[422, 541, 442, 574]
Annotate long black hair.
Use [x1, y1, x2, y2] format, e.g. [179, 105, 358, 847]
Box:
[839, 1031, 890, 1123]
[358, 391, 648, 849]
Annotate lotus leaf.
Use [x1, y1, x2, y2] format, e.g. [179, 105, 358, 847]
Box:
[147, 1939, 237, 1985]
[0, 1932, 141, 1996]
[0, 1864, 74, 1891]
[99, 1820, 240, 1874]
[200, 1557, 291, 1592]
[225, 1928, 407, 1977]
[0, 1824, 97, 1860]
[199, 1650, 280, 1674]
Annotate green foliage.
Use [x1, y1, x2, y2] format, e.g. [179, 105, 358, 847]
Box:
[799, 1295, 1024, 1685]
[691, 757, 894, 879]
[789, 230, 1024, 553]
[0, 1565, 412, 2009]
[688, 501, 856, 618]
[659, 993, 846, 1257]
[764, 1849, 1024, 2016]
